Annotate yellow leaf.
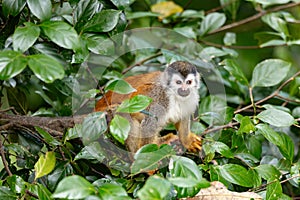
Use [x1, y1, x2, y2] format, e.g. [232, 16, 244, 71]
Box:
[151, 1, 183, 20]
[34, 151, 56, 180]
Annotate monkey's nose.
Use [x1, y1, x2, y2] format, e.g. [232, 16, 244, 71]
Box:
[178, 88, 190, 97]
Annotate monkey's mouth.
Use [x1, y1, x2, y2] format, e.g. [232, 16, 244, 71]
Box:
[177, 88, 190, 97]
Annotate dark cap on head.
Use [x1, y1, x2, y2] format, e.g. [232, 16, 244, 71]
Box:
[167, 61, 197, 78]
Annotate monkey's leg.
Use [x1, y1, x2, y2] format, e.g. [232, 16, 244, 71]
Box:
[175, 118, 202, 152]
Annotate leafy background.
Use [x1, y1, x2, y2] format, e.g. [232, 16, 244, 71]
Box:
[1, 0, 300, 199]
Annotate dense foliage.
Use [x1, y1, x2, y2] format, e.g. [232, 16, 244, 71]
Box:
[1, 0, 300, 199]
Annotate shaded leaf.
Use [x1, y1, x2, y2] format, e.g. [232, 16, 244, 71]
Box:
[117, 95, 152, 113]
[224, 59, 249, 85]
[27, 0, 52, 21]
[35, 127, 61, 146]
[0, 50, 27, 80]
[137, 176, 171, 200]
[6, 175, 25, 194]
[110, 0, 135, 10]
[83, 10, 121, 32]
[255, 164, 281, 181]
[40, 21, 79, 49]
[2, 0, 26, 17]
[98, 183, 130, 199]
[257, 108, 295, 127]
[131, 144, 175, 174]
[52, 175, 96, 199]
[35, 151, 56, 179]
[110, 115, 130, 145]
[75, 142, 105, 162]
[81, 112, 107, 145]
[13, 22, 40, 52]
[251, 59, 291, 87]
[27, 54, 64, 83]
[0, 186, 17, 200]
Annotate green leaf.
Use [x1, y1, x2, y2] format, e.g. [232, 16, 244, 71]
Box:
[74, 142, 105, 162]
[256, 124, 282, 146]
[98, 183, 130, 200]
[137, 176, 171, 200]
[278, 133, 294, 162]
[255, 164, 281, 181]
[266, 180, 282, 200]
[217, 164, 255, 187]
[203, 141, 234, 158]
[110, 115, 130, 145]
[117, 95, 152, 113]
[125, 11, 159, 19]
[81, 112, 107, 145]
[0, 186, 17, 200]
[83, 10, 121, 32]
[52, 175, 96, 199]
[257, 108, 295, 127]
[36, 183, 52, 200]
[110, 0, 135, 10]
[27, 54, 65, 83]
[199, 12, 226, 36]
[223, 32, 236, 45]
[2, 0, 26, 17]
[0, 50, 27, 80]
[106, 79, 136, 94]
[35, 151, 56, 179]
[27, 0, 52, 21]
[251, 59, 291, 87]
[74, 0, 102, 31]
[131, 144, 175, 174]
[224, 59, 249, 85]
[47, 163, 74, 191]
[236, 115, 256, 134]
[169, 156, 205, 198]
[40, 21, 79, 49]
[6, 175, 25, 194]
[13, 22, 40, 52]
[262, 13, 288, 36]
[35, 127, 61, 146]
[83, 33, 115, 55]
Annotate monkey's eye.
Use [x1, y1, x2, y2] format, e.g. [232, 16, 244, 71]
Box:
[176, 80, 182, 84]
[186, 80, 192, 85]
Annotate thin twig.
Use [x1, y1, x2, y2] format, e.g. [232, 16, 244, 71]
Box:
[122, 52, 163, 74]
[201, 122, 239, 135]
[234, 70, 300, 114]
[205, 0, 238, 14]
[208, 2, 300, 35]
[0, 138, 12, 176]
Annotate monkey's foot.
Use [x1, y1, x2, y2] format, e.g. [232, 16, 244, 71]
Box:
[186, 133, 202, 152]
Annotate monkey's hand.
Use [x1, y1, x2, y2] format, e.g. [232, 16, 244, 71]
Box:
[185, 132, 202, 152]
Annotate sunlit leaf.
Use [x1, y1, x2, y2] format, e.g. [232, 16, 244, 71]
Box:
[266, 180, 282, 200]
[257, 108, 295, 127]
[27, 0, 52, 21]
[35, 152, 56, 179]
[27, 54, 64, 83]
[52, 175, 96, 199]
[0, 50, 27, 80]
[151, 1, 183, 19]
[105, 79, 136, 94]
[251, 59, 291, 87]
[13, 22, 40, 52]
[117, 95, 152, 113]
[109, 115, 130, 145]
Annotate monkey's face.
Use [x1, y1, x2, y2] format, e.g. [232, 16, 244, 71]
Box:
[170, 73, 200, 98]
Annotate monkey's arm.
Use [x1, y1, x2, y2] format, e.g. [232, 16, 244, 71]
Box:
[175, 118, 202, 152]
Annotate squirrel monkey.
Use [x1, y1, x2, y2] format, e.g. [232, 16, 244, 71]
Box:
[95, 61, 202, 153]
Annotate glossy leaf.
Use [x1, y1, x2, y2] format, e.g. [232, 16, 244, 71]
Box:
[257, 108, 295, 127]
[106, 79, 136, 94]
[81, 112, 107, 145]
[169, 156, 204, 198]
[266, 180, 282, 200]
[83, 10, 121, 32]
[224, 59, 249, 85]
[0, 50, 27, 80]
[0, 186, 17, 200]
[27, 54, 65, 83]
[2, 0, 26, 17]
[27, 0, 52, 21]
[13, 22, 40, 52]
[131, 144, 175, 174]
[74, 0, 102, 31]
[251, 59, 291, 87]
[255, 164, 281, 181]
[256, 124, 282, 146]
[40, 21, 79, 49]
[278, 133, 294, 162]
[75, 142, 106, 161]
[110, 0, 135, 10]
[203, 141, 234, 158]
[117, 95, 152, 113]
[35, 127, 61, 146]
[35, 151, 56, 179]
[52, 175, 96, 199]
[110, 115, 130, 145]
[6, 175, 25, 194]
[217, 164, 255, 187]
[199, 12, 226, 36]
[98, 183, 130, 199]
[83, 33, 115, 55]
[137, 176, 171, 200]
